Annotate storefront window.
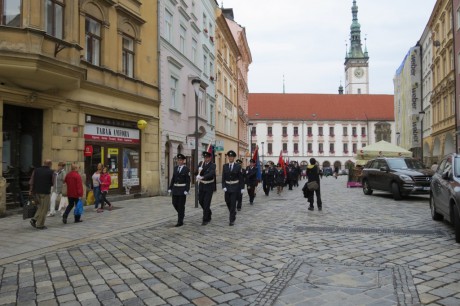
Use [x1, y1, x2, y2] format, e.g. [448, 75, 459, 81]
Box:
[123, 148, 139, 187]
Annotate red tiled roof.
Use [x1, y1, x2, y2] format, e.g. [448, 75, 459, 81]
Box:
[248, 93, 394, 121]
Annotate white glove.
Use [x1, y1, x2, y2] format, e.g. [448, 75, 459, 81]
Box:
[168, 189, 171, 194]
[223, 187, 227, 192]
[184, 191, 188, 195]
[198, 167, 203, 171]
[246, 170, 249, 174]
[241, 189, 245, 194]
[196, 175, 202, 181]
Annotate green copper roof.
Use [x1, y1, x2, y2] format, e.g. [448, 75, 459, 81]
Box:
[346, 0, 368, 60]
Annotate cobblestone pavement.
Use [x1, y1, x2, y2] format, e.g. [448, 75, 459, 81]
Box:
[1, 177, 460, 305]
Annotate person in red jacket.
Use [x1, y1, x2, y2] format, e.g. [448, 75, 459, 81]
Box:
[62, 163, 84, 223]
[98, 166, 112, 212]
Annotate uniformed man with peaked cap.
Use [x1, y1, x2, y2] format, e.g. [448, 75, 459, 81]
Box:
[196, 151, 216, 225]
[222, 150, 244, 226]
[168, 154, 190, 227]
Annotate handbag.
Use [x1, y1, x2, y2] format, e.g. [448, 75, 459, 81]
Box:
[23, 200, 37, 219]
[86, 190, 95, 206]
[306, 181, 319, 191]
[58, 196, 69, 212]
[74, 199, 84, 216]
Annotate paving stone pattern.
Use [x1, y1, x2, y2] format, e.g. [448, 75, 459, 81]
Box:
[0, 177, 460, 305]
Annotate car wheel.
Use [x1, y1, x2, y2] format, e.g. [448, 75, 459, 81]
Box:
[430, 194, 443, 221]
[392, 182, 402, 201]
[362, 179, 373, 195]
[452, 205, 460, 243]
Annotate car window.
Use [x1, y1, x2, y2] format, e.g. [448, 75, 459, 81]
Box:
[371, 160, 381, 169]
[444, 159, 452, 177]
[437, 159, 447, 174]
[455, 157, 460, 177]
[387, 158, 423, 169]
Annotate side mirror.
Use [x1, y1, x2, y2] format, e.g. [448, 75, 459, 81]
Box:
[380, 166, 388, 172]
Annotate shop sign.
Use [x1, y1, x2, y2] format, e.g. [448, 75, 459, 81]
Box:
[215, 140, 224, 151]
[84, 123, 140, 144]
[84, 145, 93, 157]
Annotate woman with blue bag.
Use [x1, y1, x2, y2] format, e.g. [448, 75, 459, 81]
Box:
[62, 163, 84, 224]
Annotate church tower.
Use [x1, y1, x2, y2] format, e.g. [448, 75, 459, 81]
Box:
[344, 0, 369, 94]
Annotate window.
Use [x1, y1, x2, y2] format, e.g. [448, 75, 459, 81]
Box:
[282, 127, 287, 137]
[352, 127, 357, 136]
[318, 127, 323, 136]
[179, 25, 186, 54]
[46, 0, 64, 39]
[165, 9, 173, 42]
[352, 143, 357, 153]
[267, 126, 272, 136]
[343, 127, 348, 136]
[199, 89, 206, 117]
[361, 127, 366, 136]
[282, 143, 287, 152]
[191, 39, 197, 63]
[209, 104, 214, 126]
[251, 126, 256, 136]
[251, 143, 256, 153]
[294, 143, 299, 153]
[203, 54, 208, 75]
[1, 0, 21, 26]
[329, 143, 335, 153]
[343, 143, 348, 153]
[358, 88, 361, 94]
[209, 61, 214, 79]
[170, 76, 178, 109]
[307, 127, 312, 136]
[307, 143, 312, 153]
[267, 143, 273, 154]
[293, 127, 298, 136]
[457, 7, 460, 30]
[122, 35, 134, 78]
[318, 143, 323, 153]
[329, 126, 334, 136]
[203, 13, 207, 32]
[85, 16, 101, 65]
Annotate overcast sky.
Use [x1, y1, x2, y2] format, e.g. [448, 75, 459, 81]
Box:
[221, 0, 437, 95]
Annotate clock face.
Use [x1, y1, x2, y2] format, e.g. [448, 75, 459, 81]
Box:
[354, 68, 364, 78]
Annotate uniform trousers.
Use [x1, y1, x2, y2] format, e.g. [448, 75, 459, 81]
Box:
[198, 189, 213, 222]
[172, 195, 186, 223]
[32, 194, 50, 228]
[237, 192, 243, 210]
[263, 181, 271, 195]
[247, 184, 256, 203]
[225, 191, 238, 222]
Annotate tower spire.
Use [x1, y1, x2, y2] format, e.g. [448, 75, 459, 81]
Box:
[347, 0, 367, 60]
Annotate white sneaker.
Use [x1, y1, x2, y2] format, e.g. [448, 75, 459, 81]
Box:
[47, 212, 55, 217]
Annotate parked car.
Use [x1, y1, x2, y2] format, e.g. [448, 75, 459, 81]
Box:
[430, 153, 460, 243]
[322, 167, 333, 177]
[361, 157, 434, 200]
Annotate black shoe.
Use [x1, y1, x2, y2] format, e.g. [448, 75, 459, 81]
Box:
[250, 202, 253, 205]
[175, 222, 184, 227]
[62, 218, 67, 224]
[237, 208, 241, 211]
[30, 219, 36, 228]
[36, 226, 47, 230]
[201, 221, 208, 226]
[318, 207, 322, 211]
[308, 206, 314, 211]
[229, 222, 234, 226]
[74, 219, 83, 223]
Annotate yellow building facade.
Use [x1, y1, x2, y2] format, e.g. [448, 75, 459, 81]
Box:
[0, 0, 160, 214]
[428, 0, 456, 163]
[214, 8, 240, 177]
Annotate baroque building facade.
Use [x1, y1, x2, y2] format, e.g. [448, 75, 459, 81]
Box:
[0, 0, 160, 214]
[158, 0, 217, 193]
[248, 94, 395, 169]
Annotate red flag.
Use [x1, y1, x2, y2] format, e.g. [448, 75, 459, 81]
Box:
[252, 146, 262, 181]
[278, 150, 287, 177]
[206, 144, 214, 158]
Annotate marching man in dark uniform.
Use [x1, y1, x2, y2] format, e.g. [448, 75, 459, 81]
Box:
[222, 150, 244, 226]
[235, 159, 245, 211]
[245, 159, 258, 204]
[196, 151, 216, 225]
[262, 163, 275, 196]
[168, 154, 190, 227]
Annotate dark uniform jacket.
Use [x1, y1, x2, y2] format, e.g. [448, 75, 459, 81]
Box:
[262, 168, 275, 183]
[274, 169, 285, 185]
[245, 166, 258, 186]
[169, 165, 190, 196]
[222, 163, 244, 192]
[198, 161, 216, 191]
[288, 166, 297, 180]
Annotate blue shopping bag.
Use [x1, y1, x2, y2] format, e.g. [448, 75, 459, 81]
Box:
[74, 199, 84, 216]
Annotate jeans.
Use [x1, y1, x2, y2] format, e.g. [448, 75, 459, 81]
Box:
[93, 186, 101, 208]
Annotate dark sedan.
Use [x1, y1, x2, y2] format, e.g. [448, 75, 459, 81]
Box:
[430, 153, 460, 243]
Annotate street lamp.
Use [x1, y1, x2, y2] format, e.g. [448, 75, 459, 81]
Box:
[248, 123, 254, 157]
[192, 78, 201, 208]
[419, 111, 426, 165]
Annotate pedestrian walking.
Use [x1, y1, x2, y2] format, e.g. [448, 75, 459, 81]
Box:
[62, 163, 84, 224]
[245, 159, 258, 204]
[333, 165, 339, 179]
[47, 161, 66, 217]
[235, 159, 245, 211]
[29, 159, 54, 230]
[98, 166, 113, 212]
[222, 150, 244, 226]
[196, 151, 216, 225]
[306, 158, 322, 211]
[287, 164, 297, 190]
[262, 164, 275, 196]
[168, 154, 190, 227]
[275, 163, 285, 195]
[92, 163, 102, 211]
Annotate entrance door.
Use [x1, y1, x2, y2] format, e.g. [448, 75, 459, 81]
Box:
[2, 105, 43, 206]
